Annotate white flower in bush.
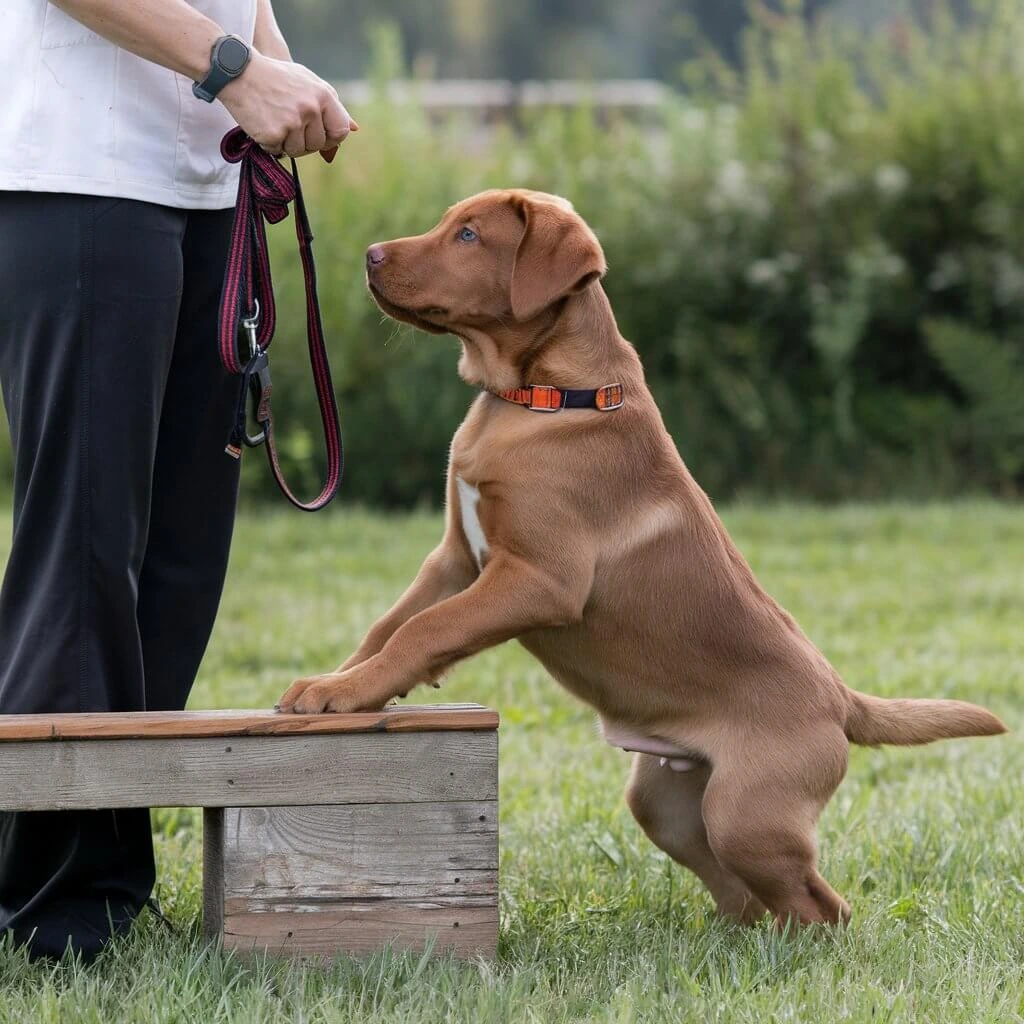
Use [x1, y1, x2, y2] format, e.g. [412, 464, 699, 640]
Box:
[817, 170, 856, 204]
[992, 251, 1024, 306]
[928, 252, 965, 292]
[747, 260, 782, 288]
[874, 163, 910, 199]
[850, 240, 905, 280]
[707, 159, 771, 220]
[879, 250, 906, 279]
[746, 252, 801, 290]
[680, 107, 708, 133]
[718, 159, 748, 199]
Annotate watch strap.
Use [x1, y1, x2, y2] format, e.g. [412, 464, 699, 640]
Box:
[192, 35, 251, 103]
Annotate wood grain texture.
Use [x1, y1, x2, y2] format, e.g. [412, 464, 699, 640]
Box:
[210, 800, 500, 959]
[0, 730, 498, 810]
[221, 901, 499, 959]
[0, 704, 498, 742]
[221, 802, 498, 901]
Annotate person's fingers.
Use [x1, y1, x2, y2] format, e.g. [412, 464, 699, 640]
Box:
[324, 121, 350, 145]
[283, 127, 307, 159]
[254, 124, 286, 154]
[323, 93, 354, 146]
[304, 117, 327, 156]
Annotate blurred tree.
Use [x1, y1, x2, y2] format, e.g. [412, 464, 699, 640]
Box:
[272, 0, 863, 82]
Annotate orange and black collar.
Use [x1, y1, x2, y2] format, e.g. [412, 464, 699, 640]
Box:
[491, 383, 624, 413]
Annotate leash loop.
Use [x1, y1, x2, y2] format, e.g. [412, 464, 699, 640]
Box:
[217, 127, 343, 511]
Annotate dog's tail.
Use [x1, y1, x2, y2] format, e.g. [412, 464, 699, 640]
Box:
[844, 690, 1007, 747]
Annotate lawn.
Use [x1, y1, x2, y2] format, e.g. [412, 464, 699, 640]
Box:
[1, 502, 1021, 1023]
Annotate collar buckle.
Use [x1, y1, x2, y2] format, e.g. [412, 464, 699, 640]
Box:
[596, 383, 625, 411]
[527, 384, 564, 412]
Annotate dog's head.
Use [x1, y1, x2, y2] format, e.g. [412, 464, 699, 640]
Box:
[365, 189, 607, 383]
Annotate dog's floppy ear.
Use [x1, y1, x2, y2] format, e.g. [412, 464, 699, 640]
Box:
[509, 194, 607, 322]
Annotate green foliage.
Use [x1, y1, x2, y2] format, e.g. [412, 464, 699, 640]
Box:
[925, 318, 1024, 484]
[241, 4, 1024, 506]
[4, 9, 1022, 506]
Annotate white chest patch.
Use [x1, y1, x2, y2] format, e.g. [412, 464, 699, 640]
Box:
[456, 476, 489, 571]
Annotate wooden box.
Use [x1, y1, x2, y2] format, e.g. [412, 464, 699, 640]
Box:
[0, 704, 499, 961]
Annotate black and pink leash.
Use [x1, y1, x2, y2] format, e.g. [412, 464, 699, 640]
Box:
[217, 126, 342, 511]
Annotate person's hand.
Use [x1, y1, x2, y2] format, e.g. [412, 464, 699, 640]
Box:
[218, 51, 358, 161]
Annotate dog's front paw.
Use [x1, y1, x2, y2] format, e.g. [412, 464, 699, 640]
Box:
[276, 673, 389, 715]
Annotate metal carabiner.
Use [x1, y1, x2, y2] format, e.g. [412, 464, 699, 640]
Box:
[228, 300, 269, 448]
[240, 297, 261, 360]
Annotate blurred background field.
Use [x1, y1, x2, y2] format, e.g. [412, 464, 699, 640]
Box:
[245, 1, 1024, 505]
[6, 2, 1024, 508]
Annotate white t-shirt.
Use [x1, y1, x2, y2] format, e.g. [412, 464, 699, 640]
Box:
[0, 0, 257, 210]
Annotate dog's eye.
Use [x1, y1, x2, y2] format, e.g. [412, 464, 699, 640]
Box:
[458, 226, 478, 243]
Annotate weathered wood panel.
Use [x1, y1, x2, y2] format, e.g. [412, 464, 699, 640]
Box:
[221, 901, 498, 959]
[201, 803, 500, 956]
[208, 800, 500, 959]
[0, 731, 497, 810]
[221, 801, 497, 900]
[0, 704, 498, 742]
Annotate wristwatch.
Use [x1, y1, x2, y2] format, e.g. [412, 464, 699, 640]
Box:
[192, 35, 252, 103]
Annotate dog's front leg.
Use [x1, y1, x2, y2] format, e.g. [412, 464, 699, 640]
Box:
[334, 544, 476, 674]
[277, 553, 589, 714]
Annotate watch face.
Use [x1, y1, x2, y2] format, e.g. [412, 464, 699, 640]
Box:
[217, 37, 250, 75]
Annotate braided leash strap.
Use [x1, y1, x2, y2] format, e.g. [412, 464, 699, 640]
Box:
[218, 127, 343, 511]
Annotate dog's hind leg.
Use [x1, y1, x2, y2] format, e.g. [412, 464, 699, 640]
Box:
[625, 754, 768, 924]
[701, 730, 851, 928]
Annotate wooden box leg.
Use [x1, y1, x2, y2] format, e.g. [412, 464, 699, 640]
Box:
[202, 807, 225, 943]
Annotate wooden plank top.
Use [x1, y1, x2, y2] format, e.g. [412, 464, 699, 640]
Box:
[0, 704, 498, 742]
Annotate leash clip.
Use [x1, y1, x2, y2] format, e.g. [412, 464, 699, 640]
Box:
[225, 299, 269, 457]
[225, 344, 272, 457]
[240, 347, 271, 449]
[240, 298, 261, 360]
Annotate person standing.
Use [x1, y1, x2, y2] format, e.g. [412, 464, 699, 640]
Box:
[0, 0, 356, 962]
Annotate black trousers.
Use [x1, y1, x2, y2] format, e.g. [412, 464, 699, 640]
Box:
[0, 193, 240, 960]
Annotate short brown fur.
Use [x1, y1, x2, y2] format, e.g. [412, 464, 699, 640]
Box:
[278, 189, 1007, 928]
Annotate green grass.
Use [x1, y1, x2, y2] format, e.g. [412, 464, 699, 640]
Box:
[1, 502, 1022, 1023]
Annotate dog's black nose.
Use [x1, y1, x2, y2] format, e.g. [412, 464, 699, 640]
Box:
[366, 244, 387, 268]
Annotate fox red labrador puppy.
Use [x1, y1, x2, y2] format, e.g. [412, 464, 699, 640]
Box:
[278, 189, 1006, 927]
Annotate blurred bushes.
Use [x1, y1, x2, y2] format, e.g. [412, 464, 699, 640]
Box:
[14, 6, 1024, 506]
[251, 3, 1024, 507]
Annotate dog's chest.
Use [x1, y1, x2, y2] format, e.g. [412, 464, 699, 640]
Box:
[455, 476, 489, 571]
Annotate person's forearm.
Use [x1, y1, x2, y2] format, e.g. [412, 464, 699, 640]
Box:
[50, 0, 356, 159]
[253, 0, 290, 62]
[50, 0, 222, 81]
